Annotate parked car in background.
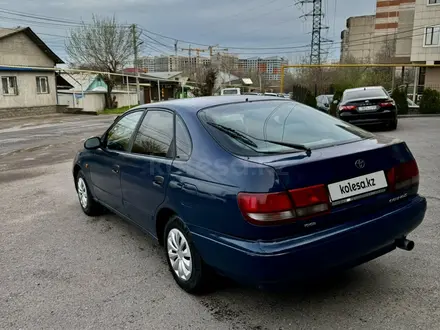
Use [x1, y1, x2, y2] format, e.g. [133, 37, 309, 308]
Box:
[73, 96, 425, 294]
[221, 88, 241, 95]
[244, 92, 263, 96]
[316, 94, 334, 113]
[337, 86, 398, 130]
[264, 92, 279, 97]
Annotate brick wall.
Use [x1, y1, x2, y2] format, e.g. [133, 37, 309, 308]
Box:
[0, 105, 67, 119]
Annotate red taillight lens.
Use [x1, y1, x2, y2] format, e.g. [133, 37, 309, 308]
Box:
[339, 105, 357, 111]
[387, 160, 419, 191]
[379, 101, 395, 108]
[238, 192, 294, 223]
[238, 185, 330, 225]
[289, 184, 330, 218]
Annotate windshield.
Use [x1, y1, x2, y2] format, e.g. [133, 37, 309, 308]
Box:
[198, 100, 374, 156]
[222, 89, 238, 95]
[343, 88, 388, 101]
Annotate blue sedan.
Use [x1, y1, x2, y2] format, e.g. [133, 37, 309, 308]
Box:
[73, 96, 426, 293]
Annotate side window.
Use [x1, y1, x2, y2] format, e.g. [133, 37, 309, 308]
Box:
[176, 116, 192, 160]
[106, 111, 143, 152]
[132, 110, 174, 158]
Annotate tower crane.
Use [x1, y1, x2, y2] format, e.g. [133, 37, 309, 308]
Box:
[180, 46, 207, 57]
[208, 44, 229, 57]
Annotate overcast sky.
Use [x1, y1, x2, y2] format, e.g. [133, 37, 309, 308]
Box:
[0, 0, 376, 63]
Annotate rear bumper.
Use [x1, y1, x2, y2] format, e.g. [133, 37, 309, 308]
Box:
[190, 195, 427, 286]
[339, 110, 396, 125]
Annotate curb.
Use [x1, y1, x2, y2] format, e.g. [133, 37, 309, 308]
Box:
[398, 114, 440, 118]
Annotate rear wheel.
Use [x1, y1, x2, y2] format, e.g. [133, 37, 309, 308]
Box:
[164, 216, 213, 294]
[76, 170, 103, 216]
[388, 118, 398, 130]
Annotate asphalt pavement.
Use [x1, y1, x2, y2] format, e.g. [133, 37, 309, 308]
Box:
[1, 115, 439, 329]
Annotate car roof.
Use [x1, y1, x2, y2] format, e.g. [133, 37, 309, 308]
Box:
[130, 95, 284, 114]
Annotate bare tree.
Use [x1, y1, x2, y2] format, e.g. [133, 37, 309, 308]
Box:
[192, 65, 218, 96]
[65, 15, 139, 108]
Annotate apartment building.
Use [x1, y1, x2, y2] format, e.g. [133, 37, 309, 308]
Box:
[238, 56, 288, 81]
[138, 55, 211, 73]
[211, 52, 239, 71]
[341, 0, 416, 63]
[411, 0, 440, 87]
[340, 15, 376, 62]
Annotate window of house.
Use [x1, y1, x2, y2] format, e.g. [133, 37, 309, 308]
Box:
[131, 110, 174, 158]
[424, 26, 440, 46]
[36, 76, 49, 94]
[428, 0, 440, 5]
[1, 76, 18, 95]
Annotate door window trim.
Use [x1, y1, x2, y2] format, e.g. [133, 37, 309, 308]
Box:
[129, 107, 177, 160]
[174, 113, 193, 162]
[101, 108, 146, 154]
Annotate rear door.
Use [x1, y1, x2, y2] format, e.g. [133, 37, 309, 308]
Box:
[120, 108, 174, 234]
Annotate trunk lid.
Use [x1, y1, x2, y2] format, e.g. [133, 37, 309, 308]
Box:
[244, 135, 418, 237]
[342, 96, 394, 114]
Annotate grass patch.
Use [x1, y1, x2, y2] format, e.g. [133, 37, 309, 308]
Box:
[99, 105, 135, 115]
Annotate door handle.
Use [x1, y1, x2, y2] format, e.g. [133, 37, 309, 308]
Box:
[153, 175, 164, 187]
[112, 165, 120, 174]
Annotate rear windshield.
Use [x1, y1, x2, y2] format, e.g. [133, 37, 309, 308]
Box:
[198, 100, 374, 156]
[343, 88, 387, 101]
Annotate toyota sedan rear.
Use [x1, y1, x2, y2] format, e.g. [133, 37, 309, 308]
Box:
[73, 96, 426, 293]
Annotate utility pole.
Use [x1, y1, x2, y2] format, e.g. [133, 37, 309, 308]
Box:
[132, 24, 141, 104]
[297, 0, 330, 65]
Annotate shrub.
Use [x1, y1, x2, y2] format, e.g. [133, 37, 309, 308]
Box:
[391, 88, 409, 115]
[329, 89, 344, 117]
[419, 88, 440, 114]
[303, 91, 317, 108]
[291, 84, 316, 108]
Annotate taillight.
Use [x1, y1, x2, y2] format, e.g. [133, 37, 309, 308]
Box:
[237, 184, 330, 225]
[386, 160, 419, 191]
[339, 105, 357, 111]
[379, 101, 395, 108]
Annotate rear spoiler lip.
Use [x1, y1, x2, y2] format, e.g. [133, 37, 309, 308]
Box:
[241, 137, 407, 165]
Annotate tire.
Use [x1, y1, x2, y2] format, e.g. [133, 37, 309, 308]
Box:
[164, 216, 213, 294]
[388, 118, 398, 130]
[75, 170, 103, 216]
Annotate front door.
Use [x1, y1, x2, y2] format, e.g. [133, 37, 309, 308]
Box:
[89, 110, 144, 214]
[120, 109, 175, 234]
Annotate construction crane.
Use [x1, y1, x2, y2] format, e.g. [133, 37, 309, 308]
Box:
[180, 46, 207, 57]
[208, 44, 229, 57]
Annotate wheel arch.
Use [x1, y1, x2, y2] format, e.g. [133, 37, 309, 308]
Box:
[73, 164, 82, 188]
[155, 207, 177, 246]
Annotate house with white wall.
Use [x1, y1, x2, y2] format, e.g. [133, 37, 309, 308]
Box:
[57, 73, 139, 112]
[0, 27, 64, 118]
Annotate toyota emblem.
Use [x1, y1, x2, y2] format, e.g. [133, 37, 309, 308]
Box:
[355, 159, 365, 169]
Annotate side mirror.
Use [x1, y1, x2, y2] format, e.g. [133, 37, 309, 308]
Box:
[84, 137, 102, 150]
